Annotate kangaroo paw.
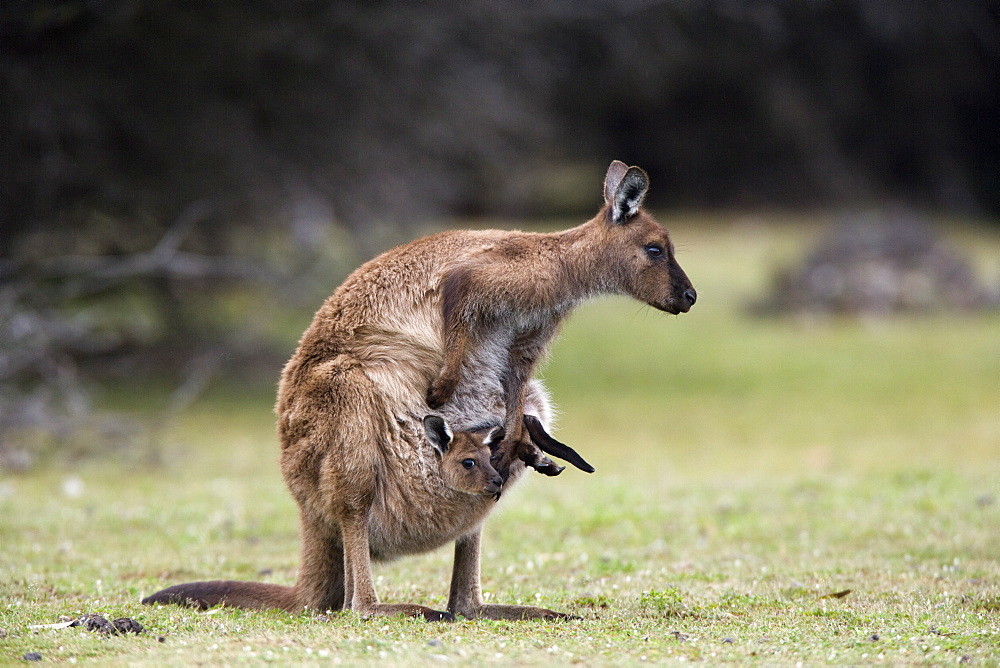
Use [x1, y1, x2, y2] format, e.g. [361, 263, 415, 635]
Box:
[426, 376, 458, 409]
[490, 449, 516, 483]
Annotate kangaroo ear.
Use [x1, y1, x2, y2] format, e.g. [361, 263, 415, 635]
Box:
[603, 160, 629, 205]
[423, 415, 453, 455]
[483, 426, 505, 451]
[606, 163, 649, 224]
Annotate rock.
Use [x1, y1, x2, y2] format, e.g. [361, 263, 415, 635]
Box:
[754, 211, 996, 316]
[70, 614, 143, 635]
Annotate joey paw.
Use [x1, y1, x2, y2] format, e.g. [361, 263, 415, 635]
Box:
[489, 456, 514, 484]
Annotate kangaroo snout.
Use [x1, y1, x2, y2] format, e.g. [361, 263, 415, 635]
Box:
[485, 475, 504, 497]
[665, 279, 697, 314]
[654, 287, 697, 314]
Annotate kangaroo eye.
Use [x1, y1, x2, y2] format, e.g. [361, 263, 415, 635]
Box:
[461, 459, 476, 469]
[645, 244, 664, 259]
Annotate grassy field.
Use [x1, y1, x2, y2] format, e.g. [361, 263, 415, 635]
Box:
[2, 215, 999, 664]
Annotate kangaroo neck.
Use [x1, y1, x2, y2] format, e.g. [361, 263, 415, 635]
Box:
[549, 216, 619, 300]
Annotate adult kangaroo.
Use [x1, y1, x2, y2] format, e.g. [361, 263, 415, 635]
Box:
[144, 412, 576, 620]
[426, 160, 696, 475]
[144, 160, 693, 619]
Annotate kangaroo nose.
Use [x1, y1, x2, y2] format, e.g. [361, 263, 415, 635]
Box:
[683, 288, 697, 307]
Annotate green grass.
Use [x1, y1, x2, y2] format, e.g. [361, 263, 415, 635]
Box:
[2, 215, 999, 664]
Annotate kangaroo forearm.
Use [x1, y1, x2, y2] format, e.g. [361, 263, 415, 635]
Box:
[427, 323, 469, 408]
[429, 266, 475, 407]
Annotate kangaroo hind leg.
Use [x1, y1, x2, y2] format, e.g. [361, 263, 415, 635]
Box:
[447, 528, 573, 621]
[340, 509, 454, 621]
[292, 511, 346, 613]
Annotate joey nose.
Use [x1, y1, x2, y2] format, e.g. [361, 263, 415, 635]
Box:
[683, 288, 697, 307]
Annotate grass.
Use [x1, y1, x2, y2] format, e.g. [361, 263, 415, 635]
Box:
[2, 214, 999, 664]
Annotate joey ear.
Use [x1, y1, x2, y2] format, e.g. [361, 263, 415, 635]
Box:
[610, 165, 649, 224]
[423, 415, 453, 455]
[603, 160, 630, 205]
[483, 426, 505, 451]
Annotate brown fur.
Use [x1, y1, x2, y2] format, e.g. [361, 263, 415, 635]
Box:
[142, 414, 570, 620]
[143, 160, 692, 620]
[425, 161, 695, 474]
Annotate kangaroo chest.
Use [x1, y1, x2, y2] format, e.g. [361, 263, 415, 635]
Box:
[442, 305, 567, 426]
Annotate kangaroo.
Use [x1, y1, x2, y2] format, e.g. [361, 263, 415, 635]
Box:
[426, 160, 696, 475]
[143, 413, 577, 620]
[144, 160, 690, 620]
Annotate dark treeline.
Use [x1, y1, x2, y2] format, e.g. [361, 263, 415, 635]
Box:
[0, 0, 997, 465]
[2, 0, 997, 246]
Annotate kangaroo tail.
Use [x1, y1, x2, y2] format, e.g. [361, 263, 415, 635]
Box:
[142, 580, 299, 612]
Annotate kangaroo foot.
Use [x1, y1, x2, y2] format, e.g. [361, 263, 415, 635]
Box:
[355, 602, 455, 622]
[518, 442, 565, 476]
[454, 604, 579, 621]
[523, 414, 595, 473]
[530, 457, 565, 476]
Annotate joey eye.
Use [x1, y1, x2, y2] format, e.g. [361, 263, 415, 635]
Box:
[644, 244, 664, 259]
[461, 459, 476, 469]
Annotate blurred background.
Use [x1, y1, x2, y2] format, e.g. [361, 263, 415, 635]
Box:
[1, 0, 998, 471]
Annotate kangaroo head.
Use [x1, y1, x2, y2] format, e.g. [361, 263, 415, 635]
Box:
[423, 416, 505, 498]
[599, 160, 697, 315]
